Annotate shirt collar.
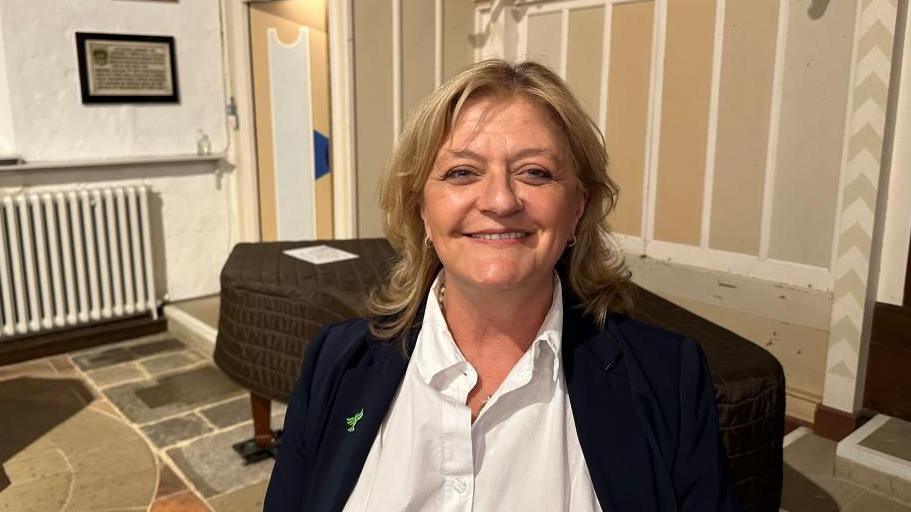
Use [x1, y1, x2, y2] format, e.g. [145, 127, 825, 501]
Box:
[413, 271, 564, 387]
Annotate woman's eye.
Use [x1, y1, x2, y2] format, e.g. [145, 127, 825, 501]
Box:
[521, 167, 553, 182]
[443, 168, 476, 180]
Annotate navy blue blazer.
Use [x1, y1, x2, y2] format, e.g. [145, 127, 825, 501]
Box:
[265, 284, 741, 511]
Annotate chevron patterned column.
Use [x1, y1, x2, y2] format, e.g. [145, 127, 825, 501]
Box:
[822, 0, 898, 413]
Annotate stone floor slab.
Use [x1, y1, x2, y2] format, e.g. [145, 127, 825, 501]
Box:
[199, 396, 250, 429]
[783, 433, 867, 511]
[86, 362, 145, 388]
[166, 423, 274, 497]
[47, 356, 74, 372]
[2, 448, 68, 485]
[140, 351, 203, 376]
[104, 365, 244, 424]
[0, 360, 56, 381]
[155, 460, 188, 499]
[142, 413, 213, 449]
[72, 338, 185, 371]
[844, 491, 911, 512]
[0, 470, 71, 512]
[46, 407, 138, 457]
[209, 479, 269, 512]
[65, 437, 156, 511]
[859, 417, 911, 463]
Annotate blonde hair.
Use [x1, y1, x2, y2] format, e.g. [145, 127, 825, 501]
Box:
[367, 59, 633, 344]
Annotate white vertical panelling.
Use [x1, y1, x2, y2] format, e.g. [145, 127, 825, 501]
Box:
[598, 4, 612, 137]
[759, 0, 789, 261]
[392, 0, 402, 140]
[700, 0, 726, 249]
[643, 0, 668, 245]
[268, 27, 316, 240]
[827, 0, 863, 274]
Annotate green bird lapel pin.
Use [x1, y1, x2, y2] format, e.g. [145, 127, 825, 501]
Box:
[346, 408, 364, 432]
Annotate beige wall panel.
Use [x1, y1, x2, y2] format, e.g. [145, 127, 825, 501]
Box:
[653, 0, 715, 246]
[769, 0, 856, 267]
[402, 0, 437, 120]
[565, 6, 605, 122]
[604, 2, 653, 237]
[354, 0, 394, 237]
[666, 294, 827, 418]
[442, 0, 475, 80]
[709, 0, 778, 255]
[525, 12, 563, 72]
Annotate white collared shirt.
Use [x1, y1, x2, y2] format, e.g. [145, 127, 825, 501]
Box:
[342, 273, 602, 512]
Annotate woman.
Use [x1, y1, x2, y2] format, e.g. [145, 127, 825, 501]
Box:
[265, 60, 740, 511]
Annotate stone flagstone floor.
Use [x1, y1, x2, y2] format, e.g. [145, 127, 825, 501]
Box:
[0, 331, 283, 512]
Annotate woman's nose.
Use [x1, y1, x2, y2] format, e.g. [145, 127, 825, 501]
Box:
[476, 170, 522, 216]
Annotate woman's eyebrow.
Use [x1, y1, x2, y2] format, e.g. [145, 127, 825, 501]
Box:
[443, 147, 558, 161]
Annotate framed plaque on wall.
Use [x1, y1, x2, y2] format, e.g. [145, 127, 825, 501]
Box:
[75, 32, 179, 104]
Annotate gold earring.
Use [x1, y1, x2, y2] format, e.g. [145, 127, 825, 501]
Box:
[567, 234, 577, 247]
[423, 235, 433, 248]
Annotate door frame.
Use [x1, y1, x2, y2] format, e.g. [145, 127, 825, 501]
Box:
[222, 0, 262, 242]
[328, 0, 358, 238]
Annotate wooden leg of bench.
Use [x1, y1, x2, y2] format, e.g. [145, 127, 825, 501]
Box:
[251, 392, 273, 448]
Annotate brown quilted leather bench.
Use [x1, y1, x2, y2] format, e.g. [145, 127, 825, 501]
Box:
[214, 238, 784, 511]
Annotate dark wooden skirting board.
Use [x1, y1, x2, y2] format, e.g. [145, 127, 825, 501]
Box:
[814, 403, 872, 441]
[863, 301, 911, 422]
[0, 312, 167, 366]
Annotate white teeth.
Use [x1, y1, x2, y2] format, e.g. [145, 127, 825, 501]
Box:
[470, 232, 528, 240]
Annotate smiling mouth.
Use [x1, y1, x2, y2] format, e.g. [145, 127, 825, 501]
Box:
[467, 232, 530, 240]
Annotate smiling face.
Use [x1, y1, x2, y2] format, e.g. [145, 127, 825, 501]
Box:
[420, 95, 586, 295]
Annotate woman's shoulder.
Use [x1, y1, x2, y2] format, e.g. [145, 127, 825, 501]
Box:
[605, 313, 707, 376]
[312, 317, 372, 358]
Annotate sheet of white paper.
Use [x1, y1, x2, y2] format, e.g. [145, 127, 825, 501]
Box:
[283, 245, 360, 265]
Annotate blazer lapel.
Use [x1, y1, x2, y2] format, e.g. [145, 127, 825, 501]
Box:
[562, 289, 675, 511]
[306, 338, 409, 512]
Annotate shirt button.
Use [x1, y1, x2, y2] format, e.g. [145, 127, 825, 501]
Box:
[452, 478, 467, 493]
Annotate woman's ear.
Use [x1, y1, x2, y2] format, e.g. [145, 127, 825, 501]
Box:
[419, 200, 431, 239]
[573, 189, 587, 229]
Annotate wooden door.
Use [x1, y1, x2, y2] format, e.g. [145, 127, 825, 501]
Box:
[249, 1, 333, 241]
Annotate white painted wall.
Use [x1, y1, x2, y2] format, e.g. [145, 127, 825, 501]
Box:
[0, 0, 228, 161]
[0, 0, 236, 304]
[876, 9, 911, 306]
[0, 6, 15, 157]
